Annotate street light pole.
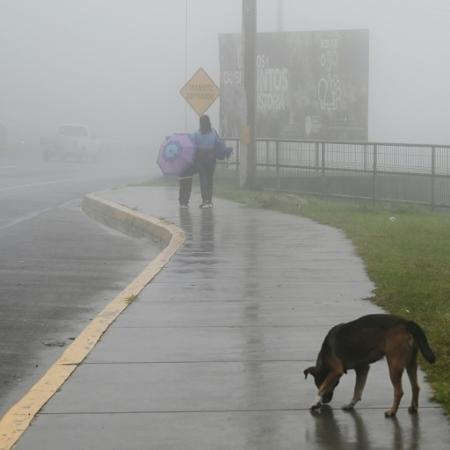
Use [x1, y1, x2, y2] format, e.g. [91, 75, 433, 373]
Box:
[241, 0, 257, 188]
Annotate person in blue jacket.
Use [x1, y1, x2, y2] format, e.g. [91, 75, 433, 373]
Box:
[179, 114, 224, 208]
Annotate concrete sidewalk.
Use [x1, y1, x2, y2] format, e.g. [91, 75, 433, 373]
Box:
[16, 186, 450, 449]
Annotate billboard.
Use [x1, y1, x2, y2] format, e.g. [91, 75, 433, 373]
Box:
[219, 30, 369, 141]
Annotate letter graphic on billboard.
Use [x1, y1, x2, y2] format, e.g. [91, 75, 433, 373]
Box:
[219, 30, 369, 141]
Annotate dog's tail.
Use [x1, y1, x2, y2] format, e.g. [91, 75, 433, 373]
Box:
[406, 321, 436, 364]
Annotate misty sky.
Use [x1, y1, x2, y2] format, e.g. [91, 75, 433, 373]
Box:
[1, 0, 450, 152]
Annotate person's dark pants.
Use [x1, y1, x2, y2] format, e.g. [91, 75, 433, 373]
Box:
[178, 165, 196, 206]
[178, 149, 216, 205]
[196, 149, 216, 204]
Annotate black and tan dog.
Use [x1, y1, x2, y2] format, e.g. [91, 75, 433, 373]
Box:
[304, 314, 436, 417]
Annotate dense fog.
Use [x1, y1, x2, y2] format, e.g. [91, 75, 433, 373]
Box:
[0, 0, 449, 164]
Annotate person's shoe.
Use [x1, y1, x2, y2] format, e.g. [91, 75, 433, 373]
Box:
[179, 204, 189, 209]
[201, 202, 213, 209]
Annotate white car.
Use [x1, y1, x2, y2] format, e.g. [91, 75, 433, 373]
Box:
[42, 124, 101, 162]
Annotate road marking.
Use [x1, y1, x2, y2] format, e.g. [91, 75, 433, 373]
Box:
[0, 179, 72, 193]
[0, 195, 185, 450]
[0, 200, 75, 231]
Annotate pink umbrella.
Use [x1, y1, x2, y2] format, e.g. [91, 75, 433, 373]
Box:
[157, 133, 196, 176]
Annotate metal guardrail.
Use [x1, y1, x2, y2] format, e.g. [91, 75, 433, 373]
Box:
[220, 138, 450, 209]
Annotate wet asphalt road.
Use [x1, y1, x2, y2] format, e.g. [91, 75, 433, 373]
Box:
[0, 157, 158, 416]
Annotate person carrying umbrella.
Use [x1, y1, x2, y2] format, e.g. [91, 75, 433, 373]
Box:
[179, 114, 224, 208]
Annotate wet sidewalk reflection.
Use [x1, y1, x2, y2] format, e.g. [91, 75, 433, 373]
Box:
[15, 186, 450, 450]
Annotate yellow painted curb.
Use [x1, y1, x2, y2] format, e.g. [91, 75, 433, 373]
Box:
[0, 194, 185, 450]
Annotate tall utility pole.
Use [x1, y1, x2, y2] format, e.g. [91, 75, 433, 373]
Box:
[241, 0, 257, 188]
[184, 0, 189, 131]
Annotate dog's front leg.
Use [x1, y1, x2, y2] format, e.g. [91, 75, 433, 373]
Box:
[310, 394, 323, 411]
[342, 365, 370, 411]
[310, 371, 343, 410]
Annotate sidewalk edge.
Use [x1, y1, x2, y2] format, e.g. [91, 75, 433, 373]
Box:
[0, 193, 185, 450]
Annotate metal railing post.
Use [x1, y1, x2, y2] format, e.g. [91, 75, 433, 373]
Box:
[275, 140, 280, 191]
[363, 144, 368, 171]
[321, 142, 326, 195]
[315, 142, 320, 173]
[372, 144, 377, 205]
[431, 146, 436, 210]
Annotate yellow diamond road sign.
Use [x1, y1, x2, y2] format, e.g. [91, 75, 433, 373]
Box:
[180, 68, 220, 116]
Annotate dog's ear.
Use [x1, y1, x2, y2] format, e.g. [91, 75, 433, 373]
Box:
[304, 366, 317, 380]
